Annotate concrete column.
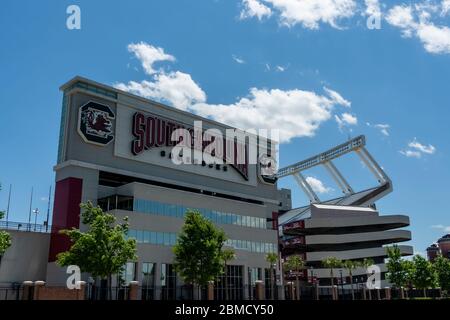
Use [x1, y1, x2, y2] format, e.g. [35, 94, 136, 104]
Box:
[129, 281, 139, 300]
[286, 282, 294, 300]
[207, 281, 214, 300]
[76, 281, 86, 300]
[384, 287, 391, 300]
[376, 288, 381, 300]
[22, 281, 34, 300]
[315, 283, 319, 300]
[255, 280, 265, 300]
[332, 285, 338, 300]
[368, 289, 372, 300]
[243, 266, 250, 300]
[33, 281, 45, 300]
[362, 287, 367, 300]
[400, 287, 405, 299]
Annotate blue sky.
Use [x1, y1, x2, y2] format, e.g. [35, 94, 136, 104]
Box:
[0, 0, 449, 255]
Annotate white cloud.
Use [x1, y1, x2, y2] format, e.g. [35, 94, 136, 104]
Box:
[118, 42, 352, 143]
[442, 0, 450, 16]
[416, 23, 450, 54]
[335, 112, 357, 131]
[323, 87, 351, 107]
[374, 124, 390, 136]
[400, 150, 422, 158]
[305, 176, 332, 193]
[408, 138, 436, 154]
[258, 0, 357, 29]
[127, 42, 175, 75]
[367, 122, 390, 136]
[386, 4, 450, 54]
[232, 55, 246, 64]
[240, 0, 272, 20]
[386, 5, 417, 37]
[400, 138, 436, 158]
[191, 87, 351, 143]
[431, 224, 450, 232]
[115, 71, 206, 111]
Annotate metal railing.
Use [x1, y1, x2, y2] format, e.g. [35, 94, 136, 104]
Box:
[0, 221, 52, 233]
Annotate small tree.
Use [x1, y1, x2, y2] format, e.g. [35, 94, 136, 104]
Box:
[412, 255, 437, 297]
[433, 255, 450, 292]
[359, 258, 375, 286]
[386, 245, 407, 288]
[266, 252, 278, 300]
[0, 184, 12, 265]
[56, 201, 137, 299]
[173, 210, 226, 299]
[221, 248, 235, 300]
[402, 259, 415, 290]
[284, 255, 305, 300]
[342, 260, 358, 300]
[322, 257, 342, 287]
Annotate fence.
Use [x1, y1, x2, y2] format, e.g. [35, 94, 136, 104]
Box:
[0, 221, 52, 233]
[0, 282, 445, 301]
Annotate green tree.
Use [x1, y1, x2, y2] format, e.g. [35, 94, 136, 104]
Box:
[266, 252, 278, 300]
[412, 255, 437, 297]
[342, 260, 358, 300]
[433, 255, 450, 292]
[173, 210, 227, 298]
[322, 257, 342, 287]
[386, 245, 408, 288]
[56, 201, 137, 299]
[221, 248, 235, 300]
[283, 255, 305, 300]
[0, 184, 12, 265]
[402, 259, 415, 289]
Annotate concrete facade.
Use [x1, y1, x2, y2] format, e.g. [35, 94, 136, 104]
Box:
[43, 76, 285, 296]
[0, 230, 50, 285]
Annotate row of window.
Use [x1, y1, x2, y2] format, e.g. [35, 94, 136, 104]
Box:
[133, 198, 268, 229]
[127, 229, 277, 254]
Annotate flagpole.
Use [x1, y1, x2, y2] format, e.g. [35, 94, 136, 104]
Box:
[6, 184, 11, 225]
[28, 187, 33, 231]
[46, 185, 51, 232]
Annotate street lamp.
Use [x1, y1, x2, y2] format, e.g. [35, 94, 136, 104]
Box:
[32, 208, 39, 231]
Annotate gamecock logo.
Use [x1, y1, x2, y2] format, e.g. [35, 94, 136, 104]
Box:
[78, 101, 115, 145]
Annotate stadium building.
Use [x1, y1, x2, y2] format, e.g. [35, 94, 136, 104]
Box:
[0, 77, 413, 298]
[277, 137, 413, 288]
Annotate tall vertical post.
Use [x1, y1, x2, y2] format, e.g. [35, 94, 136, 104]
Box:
[28, 187, 33, 231]
[46, 185, 52, 232]
[6, 184, 12, 223]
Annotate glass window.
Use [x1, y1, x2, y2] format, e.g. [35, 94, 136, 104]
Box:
[128, 229, 137, 240]
[163, 233, 170, 246]
[156, 232, 164, 245]
[170, 233, 177, 246]
[118, 262, 136, 286]
[150, 231, 157, 244]
[142, 262, 155, 287]
[136, 230, 144, 243]
[143, 231, 150, 244]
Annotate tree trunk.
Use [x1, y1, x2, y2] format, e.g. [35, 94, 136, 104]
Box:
[330, 269, 334, 287]
[108, 274, 112, 300]
[350, 271, 355, 300]
[270, 267, 274, 300]
[423, 288, 427, 298]
[224, 264, 229, 300]
[295, 275, 300, 300]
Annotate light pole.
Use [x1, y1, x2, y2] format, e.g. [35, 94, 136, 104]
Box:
[32, 208, 39, 231]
